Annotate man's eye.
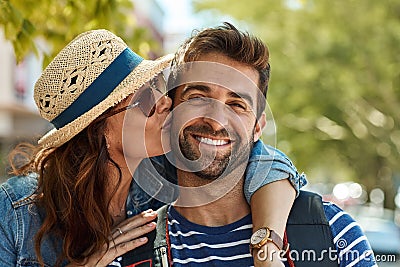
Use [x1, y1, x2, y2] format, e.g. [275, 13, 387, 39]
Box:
[229, 102, 247, 111]
[187, 96, 210, 104]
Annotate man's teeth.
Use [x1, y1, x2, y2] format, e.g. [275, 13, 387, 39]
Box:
[196, 136, 229, 146]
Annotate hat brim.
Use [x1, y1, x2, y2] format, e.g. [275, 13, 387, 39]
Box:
[38, 54, 174, 149]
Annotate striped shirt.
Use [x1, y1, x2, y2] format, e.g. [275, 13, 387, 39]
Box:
[323, 202, 377, 267]
[168, 203, 377, 267]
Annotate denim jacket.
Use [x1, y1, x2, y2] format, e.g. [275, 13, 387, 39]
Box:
[244, 140, 307, 202]
[0, 174, 62, 267]
[0, 140, 306, 266]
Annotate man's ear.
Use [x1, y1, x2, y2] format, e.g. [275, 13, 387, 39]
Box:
[254, 112, 267, 142]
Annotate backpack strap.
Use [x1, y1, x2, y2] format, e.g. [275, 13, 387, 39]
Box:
[286, 191, 338, 267]
[120, 205, 170, 266]
[154, 205, 169, 248]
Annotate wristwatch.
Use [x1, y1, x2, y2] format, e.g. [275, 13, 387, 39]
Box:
[250, 227, 284, 251]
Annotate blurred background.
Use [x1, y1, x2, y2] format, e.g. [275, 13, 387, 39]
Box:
[0, 0, 399, 264]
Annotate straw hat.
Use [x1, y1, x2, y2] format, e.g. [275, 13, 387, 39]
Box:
[34, 29, 173, 148]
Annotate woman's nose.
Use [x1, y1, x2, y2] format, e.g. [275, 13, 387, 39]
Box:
[156, 95, 172, 114]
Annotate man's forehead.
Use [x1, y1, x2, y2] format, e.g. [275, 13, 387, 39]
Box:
[171, 61, 260, 97]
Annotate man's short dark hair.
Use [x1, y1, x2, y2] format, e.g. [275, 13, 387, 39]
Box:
[169, 22, 270, 117]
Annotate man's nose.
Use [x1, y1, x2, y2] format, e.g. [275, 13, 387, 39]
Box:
[201, 101, 229, 131]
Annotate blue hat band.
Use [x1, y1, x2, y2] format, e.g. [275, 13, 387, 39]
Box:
[51, 48, 143, 129]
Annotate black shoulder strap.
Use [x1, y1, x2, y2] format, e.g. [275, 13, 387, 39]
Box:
[286, 191, 339, 267]
[120, 206, 169, 266]
[154, 205, 169, 248]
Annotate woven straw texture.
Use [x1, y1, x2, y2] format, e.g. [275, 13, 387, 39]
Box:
[34, 29, 173, 148]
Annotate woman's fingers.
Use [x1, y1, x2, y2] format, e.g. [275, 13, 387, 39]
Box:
[80, 210, 158, 267]
[109, 220, 157, 249]
[111, 209, 157, 239]
[97, 236, 149, 266]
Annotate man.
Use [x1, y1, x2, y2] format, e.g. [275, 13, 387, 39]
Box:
[125, 23, 376, 267]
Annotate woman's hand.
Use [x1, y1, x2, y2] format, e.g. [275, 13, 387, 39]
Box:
[66, 209, 157, 267]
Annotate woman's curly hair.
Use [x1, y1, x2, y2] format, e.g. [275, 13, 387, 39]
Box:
[9, 116, 122, 266]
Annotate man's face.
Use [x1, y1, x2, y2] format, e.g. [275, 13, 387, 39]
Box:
[170, 53, 266, 180]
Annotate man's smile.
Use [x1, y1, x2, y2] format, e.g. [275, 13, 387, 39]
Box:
[191, 133, 232, 148]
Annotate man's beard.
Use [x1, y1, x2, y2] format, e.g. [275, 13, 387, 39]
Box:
[177, 124, 254, 180]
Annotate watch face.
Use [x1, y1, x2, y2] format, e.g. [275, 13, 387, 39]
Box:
[250, 228, 268, 245]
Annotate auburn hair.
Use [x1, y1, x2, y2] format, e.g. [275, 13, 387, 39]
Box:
[8, 117, 121, 266]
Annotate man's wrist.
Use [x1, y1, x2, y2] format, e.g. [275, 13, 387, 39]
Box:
[250, 227, 284, 250]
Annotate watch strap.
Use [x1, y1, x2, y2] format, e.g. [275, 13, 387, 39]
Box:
[269, 228, 284, 250]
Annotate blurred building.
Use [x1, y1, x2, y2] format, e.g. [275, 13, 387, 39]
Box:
[0, 31, 49, 181]
[0, 0, 168, 180]
[133, 0, 166, 58]
[157, 0, 201, 54]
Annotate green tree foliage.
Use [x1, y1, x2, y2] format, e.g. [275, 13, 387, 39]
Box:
[0, 0, 159, 66]
[194, 0, 400, 207]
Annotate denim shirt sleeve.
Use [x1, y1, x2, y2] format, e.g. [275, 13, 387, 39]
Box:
[0, 180, 19, 266]
[0, 175, 61, 267]
[243, 140, 308, 203]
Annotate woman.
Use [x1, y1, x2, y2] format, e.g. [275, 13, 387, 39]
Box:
[2, 29, 173, 267]
[0, 29, 304, 267]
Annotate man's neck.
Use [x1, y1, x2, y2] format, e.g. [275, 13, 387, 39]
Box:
[173, 163, 250, 226]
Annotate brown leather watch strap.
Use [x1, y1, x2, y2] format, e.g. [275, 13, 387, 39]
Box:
[269, 229, 283, 250]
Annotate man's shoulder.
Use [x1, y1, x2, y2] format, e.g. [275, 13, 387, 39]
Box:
[321, 201, 377, 265]
[321, 201, 361, 234]
[321, 201, 348, 221]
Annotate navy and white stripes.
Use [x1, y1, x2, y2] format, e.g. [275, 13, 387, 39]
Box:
[168, 206, 254, 267]
[168, 203, 377, 267]
[323, 202, 377, 267]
